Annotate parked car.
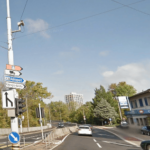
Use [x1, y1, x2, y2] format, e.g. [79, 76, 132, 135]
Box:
[141, 126, 150, 135]
[120, 121, 128, 128]
[141, 140, 150, 150]
[78, 125, 92, 136]
[58, 122, 64, 128]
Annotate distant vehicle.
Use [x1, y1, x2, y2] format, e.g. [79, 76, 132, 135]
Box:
[140, 140, 150, 150]
[78, 125, 92, 136]
[141, 126, 150, 135]
[83, 124, 93, 130]
[120, 121, 128, 128]
[58, 122, 64, 128]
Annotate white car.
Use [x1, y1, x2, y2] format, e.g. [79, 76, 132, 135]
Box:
[78, 125, 92, 136]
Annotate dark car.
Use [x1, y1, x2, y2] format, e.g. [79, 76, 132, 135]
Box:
[141, 126, 150, 136]
[141, 140, 150, 150]
[58, 122, 64, 128]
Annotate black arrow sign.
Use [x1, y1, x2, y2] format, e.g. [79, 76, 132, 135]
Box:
[5, 92, 13, 107]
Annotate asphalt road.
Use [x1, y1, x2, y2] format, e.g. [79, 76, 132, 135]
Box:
[54, 127, 142, 150]
[0, 129, 52, 150]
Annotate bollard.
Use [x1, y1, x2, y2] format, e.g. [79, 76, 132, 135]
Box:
[12, 143, 20, 150]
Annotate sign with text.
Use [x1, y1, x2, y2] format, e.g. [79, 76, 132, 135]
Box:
[118, 96, 129, 109]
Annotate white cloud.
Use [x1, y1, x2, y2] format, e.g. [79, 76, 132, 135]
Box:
[53, 70, 64, 75]
[99, 50, 109, 56]
[25, 19, 50, 38]
[101, 62, 150, 92]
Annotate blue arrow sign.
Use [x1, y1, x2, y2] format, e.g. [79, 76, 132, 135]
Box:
[8, 132, 20, 144]
[5, 76, 26, 84]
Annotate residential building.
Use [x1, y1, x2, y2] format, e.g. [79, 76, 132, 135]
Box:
[65, 92, 83, 109]
[125, 89, 150, 129]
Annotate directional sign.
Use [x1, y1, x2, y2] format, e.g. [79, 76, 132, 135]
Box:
[5, 70, 22, 76]
[8, 132, 20, 144]
[5, 82, 25, 89]
[2, 90, 15, 108]
[5, 76, 26, 84]
[6, 64, 23, 71]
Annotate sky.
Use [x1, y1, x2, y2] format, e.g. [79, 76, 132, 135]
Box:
[0, 0, 150, 104]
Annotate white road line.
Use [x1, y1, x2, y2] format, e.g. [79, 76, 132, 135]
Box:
[103, 141, 134, 147]
[93, 139, 97, 142]
[97, 143, 102, 148]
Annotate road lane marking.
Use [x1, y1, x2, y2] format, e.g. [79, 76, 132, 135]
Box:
[103, 141, 134, 147]
[94, 127, 140, 147]
[93, 139, 97, 142]
[97, 143, 102, 148]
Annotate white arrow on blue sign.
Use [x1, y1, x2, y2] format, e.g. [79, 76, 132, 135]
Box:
[8, 132, 20, 144]
[5, 76, 26, 84]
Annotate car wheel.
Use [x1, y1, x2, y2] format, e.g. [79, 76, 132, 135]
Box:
[142, 131, 145, 135]
[147, 145, 150, 150]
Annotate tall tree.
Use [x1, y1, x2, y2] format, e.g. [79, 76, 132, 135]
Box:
[92, 85, 118, 112]
[108, 81, 136, 97]
[94, 98, 118, 122]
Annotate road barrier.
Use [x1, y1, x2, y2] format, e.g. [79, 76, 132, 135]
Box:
[0, 124, 52, 135]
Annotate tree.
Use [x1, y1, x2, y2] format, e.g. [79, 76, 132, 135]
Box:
[92, 85, 118, 112]
[94, 98, 118, 124]
[108, 81, 136, 97]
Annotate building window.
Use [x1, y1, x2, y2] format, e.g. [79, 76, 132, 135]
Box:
[131, 101, 133, 108]
[136, 118, 140, 126]
[130, 118, 134, 124]
[144, 98, 148, 106]
[144, 118, 147, 125]
[135, 100, 137, 108]
[140, 118, 143, 126]
[139, 99, 143, 107]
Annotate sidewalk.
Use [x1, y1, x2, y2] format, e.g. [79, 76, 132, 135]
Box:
[95, 126, 142, 147]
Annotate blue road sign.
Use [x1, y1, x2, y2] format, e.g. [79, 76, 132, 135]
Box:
[8, 132, 20, 144]
[5, 76, 26, 84]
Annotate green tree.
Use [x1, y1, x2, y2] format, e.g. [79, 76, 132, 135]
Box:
[108, 81, 136, 97]
[17, 80, 52, 127]
[92, 85, 118, 112]
[94, 98, 118, 124]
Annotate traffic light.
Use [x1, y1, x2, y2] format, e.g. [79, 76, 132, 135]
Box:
[15, 98, 26, 116]
[36, 107, 45, 118]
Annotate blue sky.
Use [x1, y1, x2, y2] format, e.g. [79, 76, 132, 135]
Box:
[0, 0, 150, 104]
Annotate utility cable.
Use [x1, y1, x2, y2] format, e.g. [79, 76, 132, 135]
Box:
[14, 0, 145, 39]
[13, 0, 29, 39]
[112, 0, 150, 16]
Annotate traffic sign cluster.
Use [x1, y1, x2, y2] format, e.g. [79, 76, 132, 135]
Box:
[2, 64, 26, 116]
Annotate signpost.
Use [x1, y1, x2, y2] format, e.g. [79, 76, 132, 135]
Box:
[5, 76, 26, 84]
[2, 90, 15, 108]
[5, 70, 22, 76]
[8, 132, 20, 144]
[6, 64, 23, 71]
[5, 82, 25, 89]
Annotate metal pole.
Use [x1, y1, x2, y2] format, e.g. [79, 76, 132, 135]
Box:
[39, 103, 44, 141]
[117, 97, 123, 120]
[26, 98, 29, 132]
[20, 121, 22, 133]
[6, 1, 20, 149]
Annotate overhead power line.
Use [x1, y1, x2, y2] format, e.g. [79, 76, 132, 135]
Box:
[14, 0, 145, 39]
[20, 0, 29, 20]
[13, 0, 29, 39]
[112, 0, 150, 16]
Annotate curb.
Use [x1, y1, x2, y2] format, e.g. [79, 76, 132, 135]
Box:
[50, 134, 70, 150]
[94, 127, 140, 147]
